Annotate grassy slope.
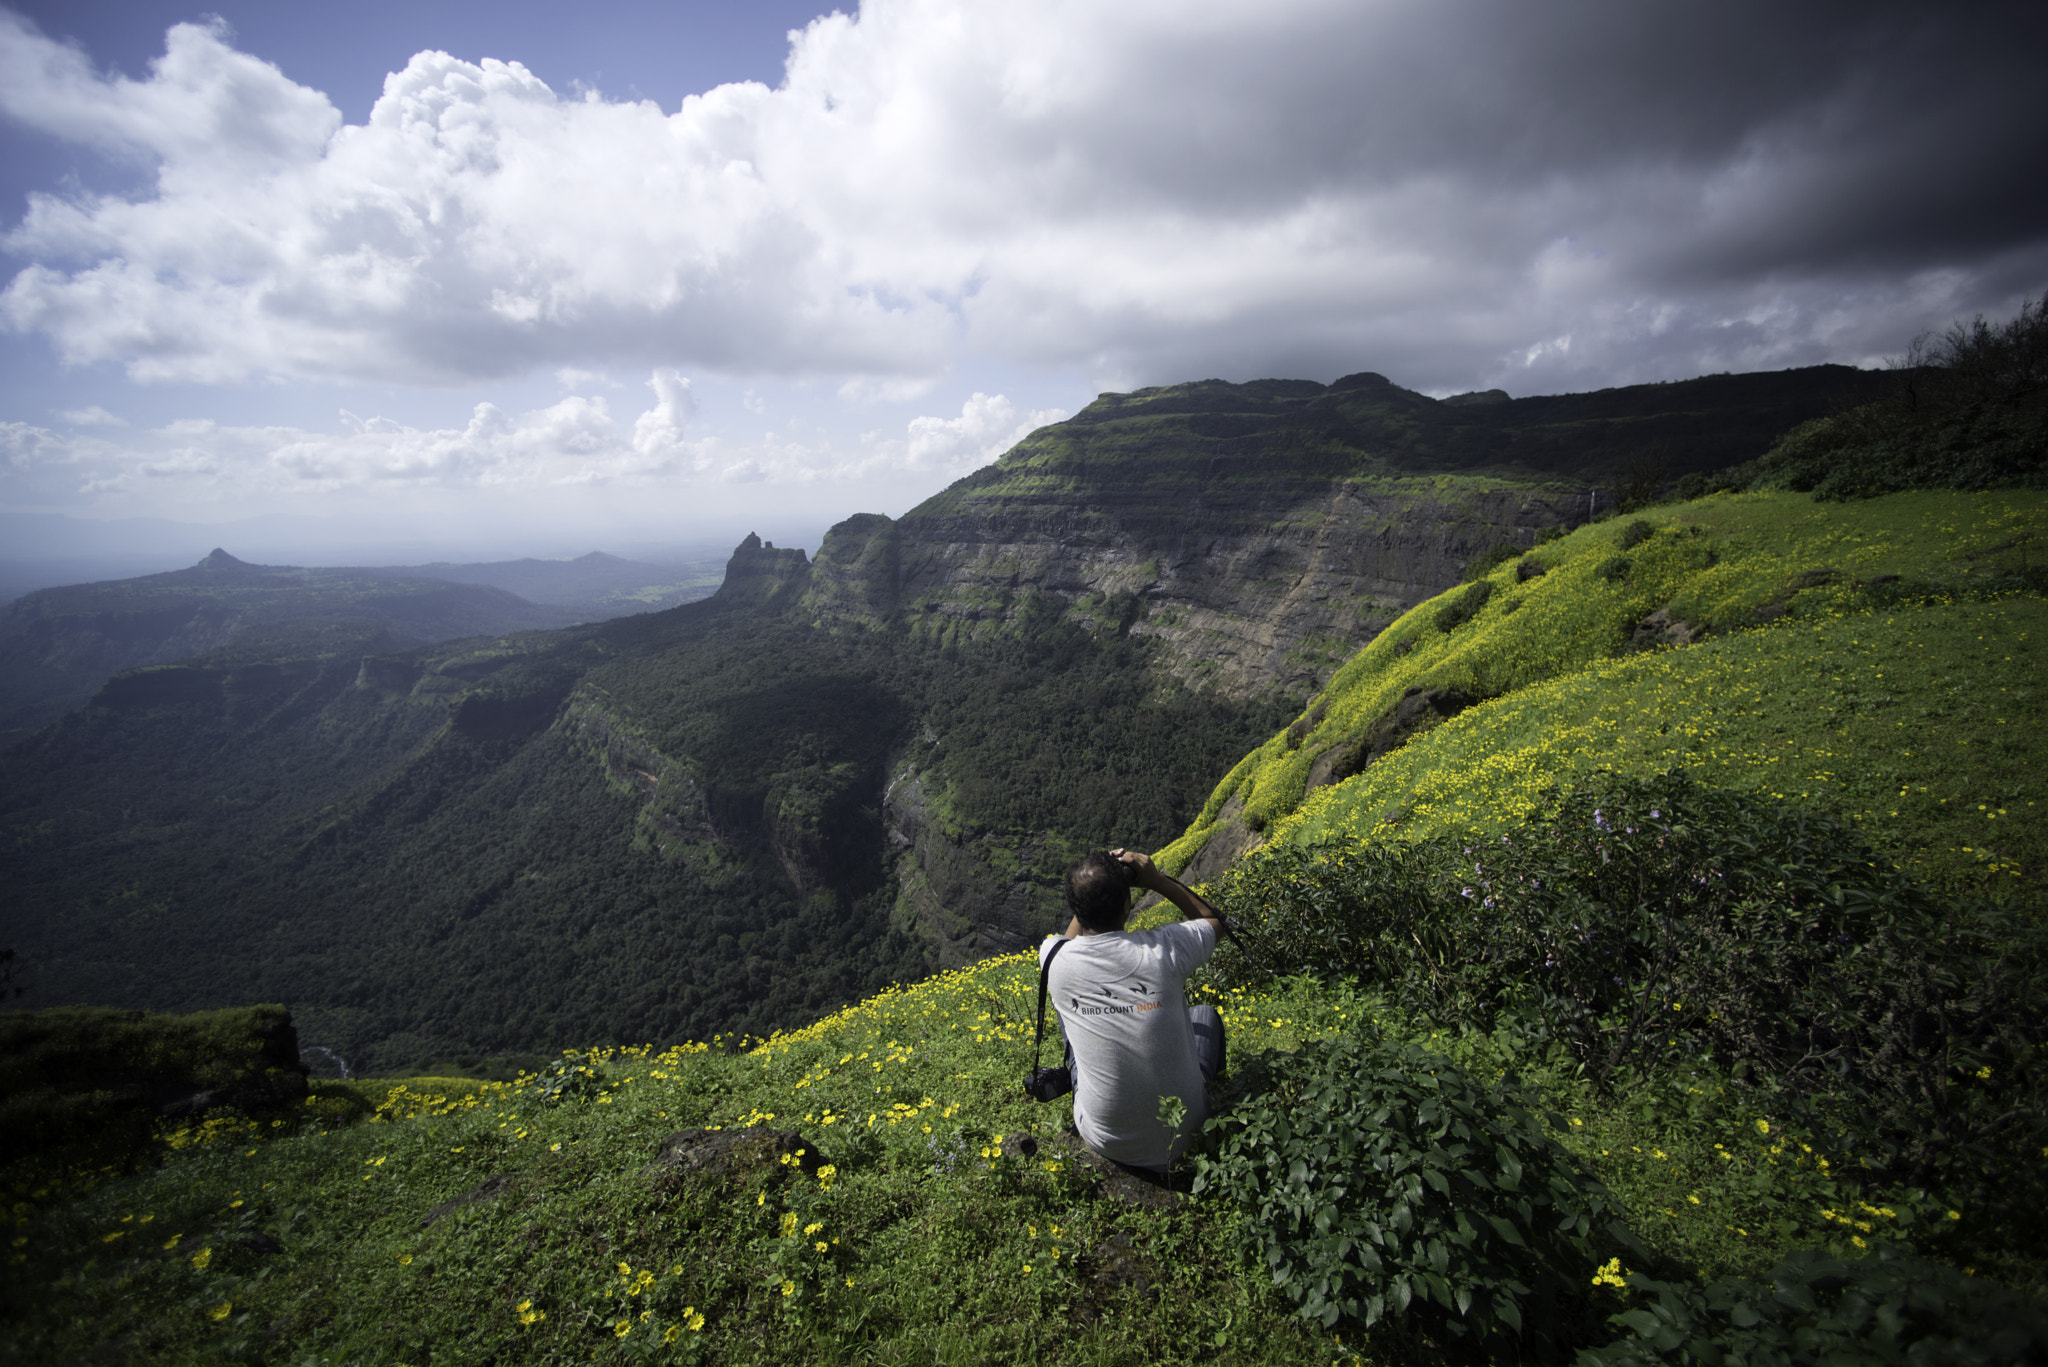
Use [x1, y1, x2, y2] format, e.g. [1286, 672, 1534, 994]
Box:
[5, 488, 2044, 1366]
[1160, 489, 2046, 903]
[6, 952, 2015, 1365]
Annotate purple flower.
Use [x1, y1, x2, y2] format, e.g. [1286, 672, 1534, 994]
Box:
[1461, 887, 1474, 899]
[1649, 809, 1662, 820]
[1483, 897, 1496, 909]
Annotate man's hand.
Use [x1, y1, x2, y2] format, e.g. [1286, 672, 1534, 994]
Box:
[1110, 847, 1159, 890]
[1111, 847, 1223, 929]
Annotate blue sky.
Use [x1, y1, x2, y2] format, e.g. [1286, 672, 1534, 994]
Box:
[1, 0, 2042, 563]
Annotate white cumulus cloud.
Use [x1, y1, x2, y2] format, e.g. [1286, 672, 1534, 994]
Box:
[0, 376, 1061, 508]
[0, 1, 2042, 398]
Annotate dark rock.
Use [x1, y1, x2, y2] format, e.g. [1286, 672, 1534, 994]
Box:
[1303, 686, 1476, 796]
[1001, 1132, 1186, 1211]
[420, 1173, 520, 1228]
[1283, 697, 1328, 750]
[1089, 1232, 1167, 1298]
[650, 1127, 825, 1180]
[1628, 607, 1706, 651]
[710, 534, 811, 609]
[1175, 794, 1262, 889]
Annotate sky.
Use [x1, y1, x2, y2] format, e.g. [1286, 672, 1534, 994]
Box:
[0, 0, 2044, 564]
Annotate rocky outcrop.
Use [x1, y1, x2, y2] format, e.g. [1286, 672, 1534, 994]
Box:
[650, 1127, 825, 1180]
[712, 533, 811, 609]
[799, 513, 900, 622]
[892, 479, 1579, 700]
[1302, 685, 1479, 796]
[818, 364, 1897, 702]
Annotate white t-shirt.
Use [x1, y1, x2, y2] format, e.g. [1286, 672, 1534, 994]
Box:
[1038, 918, 1217, 1170]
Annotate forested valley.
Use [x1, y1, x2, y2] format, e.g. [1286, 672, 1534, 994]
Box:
[0, 561, 1289, 1073]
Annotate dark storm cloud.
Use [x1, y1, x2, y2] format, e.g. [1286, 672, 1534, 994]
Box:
[0, 0, 2043, 399]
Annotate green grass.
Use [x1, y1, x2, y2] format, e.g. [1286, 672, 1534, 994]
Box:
[1, 970, 1362, 1366]
[6, 487, 2043, 1364]
[1271, 598, 2042, 895]
[1160, 489, 2048, 901]
[7, 951, 2024, 1365]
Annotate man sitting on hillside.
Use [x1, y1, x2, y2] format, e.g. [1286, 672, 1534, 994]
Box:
[1041, 849, 1227, 1173]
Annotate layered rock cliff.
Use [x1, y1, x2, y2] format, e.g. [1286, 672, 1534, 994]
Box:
[787, 365, 1896, 960]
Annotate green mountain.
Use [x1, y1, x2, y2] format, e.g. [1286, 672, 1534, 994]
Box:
[0, 550, 585, 739]
[0, 363, 1912, 1073]
[345, 549, 727, 616]
[5, 339, 2047, 1366]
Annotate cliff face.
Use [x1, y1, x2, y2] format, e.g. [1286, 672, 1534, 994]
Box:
[784, 365, 1899, 960]
[802, 365, 1895, 700]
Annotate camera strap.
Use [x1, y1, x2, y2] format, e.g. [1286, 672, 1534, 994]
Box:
[1215, 915, 1281, 980]
[1031, 937, 1069, 1074]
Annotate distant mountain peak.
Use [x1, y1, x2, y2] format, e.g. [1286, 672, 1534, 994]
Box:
[198, 548, 248, 570]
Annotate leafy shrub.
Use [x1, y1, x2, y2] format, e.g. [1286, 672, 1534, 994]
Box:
[1750, 292, 2048, 501]
[0, 1005, 308, 1167]
[1435, 580, 1494, 633]
[1195, 1027, 1639, 1349]
[1618, 520, 1656, 551]
[1594, 555, 1634, 583]
[525, 1051, 608, 1104]
[1204, 772, 2048, 1187]
[1578, 1245, 2048, 1366]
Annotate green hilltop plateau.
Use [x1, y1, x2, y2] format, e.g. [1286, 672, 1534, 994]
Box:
[3, 309, 2047, 1365]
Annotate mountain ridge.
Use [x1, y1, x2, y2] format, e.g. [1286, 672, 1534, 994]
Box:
[0, 360, 1915, 1067]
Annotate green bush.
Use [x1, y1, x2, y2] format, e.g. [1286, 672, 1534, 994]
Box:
[1750, 292, 2048, 501]
[1435, 580, 1494, 632]
[1464, 543, 1525, 583]
[1578, 1245, 2048, 1366]
[1204, 772, 2048, 1188]
[1196, 1027, 1639, 1349]
[525, 1050, 609, 1104]
[0, 1005, 307, 1167]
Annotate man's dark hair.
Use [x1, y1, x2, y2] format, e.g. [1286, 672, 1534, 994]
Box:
[1065, 851, 1133, 930]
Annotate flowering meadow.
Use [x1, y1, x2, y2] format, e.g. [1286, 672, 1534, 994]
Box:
[7, 909, 2039, 1365]
[1162, 489, 2046, 905]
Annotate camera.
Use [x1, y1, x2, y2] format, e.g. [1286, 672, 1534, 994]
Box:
[1024, 1065, 1072, 1102]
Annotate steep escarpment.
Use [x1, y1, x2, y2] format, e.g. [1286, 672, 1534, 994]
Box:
[797, 366, 1895, 700]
